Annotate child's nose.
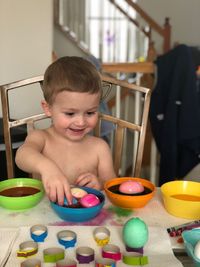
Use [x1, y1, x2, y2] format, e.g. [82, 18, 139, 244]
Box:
[75, 115, 86, 126]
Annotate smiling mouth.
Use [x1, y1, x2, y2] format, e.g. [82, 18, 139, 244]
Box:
[69, 128, 85, 133]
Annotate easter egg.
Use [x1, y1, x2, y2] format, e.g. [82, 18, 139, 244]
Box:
[194, 240, 200, 259]
[63, 197, 78, 208]
[71, 187, 88, 199]
[119, 180, 144, 194]
[80, 193, 100, 208]
[123, 217, 148, 248]
[63, 197, 78, 206]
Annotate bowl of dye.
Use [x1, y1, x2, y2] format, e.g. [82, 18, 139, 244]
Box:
[182, 229, 200, 267]
[104, 177, 155, 209]
[50, 187, 105, 222]
[161, 180, 200, 219]
[0, 178, 44, 211]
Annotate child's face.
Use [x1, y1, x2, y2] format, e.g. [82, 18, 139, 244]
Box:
[43, 90, 101, 141]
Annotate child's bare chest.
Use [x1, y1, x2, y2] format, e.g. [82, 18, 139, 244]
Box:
[43, 139, 98, 183]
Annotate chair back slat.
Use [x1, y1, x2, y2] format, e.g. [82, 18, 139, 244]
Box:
[0, 76, 44, 178]
[113, 125, 125, 175]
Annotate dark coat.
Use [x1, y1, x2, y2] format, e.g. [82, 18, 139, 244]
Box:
[149, 44, 200, 185]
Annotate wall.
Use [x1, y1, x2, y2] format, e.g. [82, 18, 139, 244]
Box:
[138, 0, 200, 53]
[0, 0, 53, 118]
[54, 27, 88, 58]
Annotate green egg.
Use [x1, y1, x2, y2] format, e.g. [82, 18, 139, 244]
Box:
[122, 217, 148, 248]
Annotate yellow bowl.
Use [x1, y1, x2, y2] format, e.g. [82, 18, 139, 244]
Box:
[104, 177, 155, 209]
[161, 180, 200, 219]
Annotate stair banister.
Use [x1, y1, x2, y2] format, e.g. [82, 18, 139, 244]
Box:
[124, 0, 171, 53]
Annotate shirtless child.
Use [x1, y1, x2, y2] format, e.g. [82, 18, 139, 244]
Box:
[15, 56, 116, 205]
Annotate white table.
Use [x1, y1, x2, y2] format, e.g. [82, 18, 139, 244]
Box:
[0, 188, 191, 230]
[0, 188, 193, 266]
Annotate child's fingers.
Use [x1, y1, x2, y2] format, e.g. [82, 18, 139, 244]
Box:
[75, 173, 90, 183]
[76, 177, 99, 189]
[76, 176, 90, 187]
[44, 183, 50, 197]
[63, 184, 72, 205]
[55, 186, 65, 206]
[48, 185, 58, 203]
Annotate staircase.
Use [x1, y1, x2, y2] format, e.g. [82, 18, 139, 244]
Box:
[54, 0, 171, 62]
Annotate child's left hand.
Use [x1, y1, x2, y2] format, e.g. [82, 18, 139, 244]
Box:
[75, 172, 102, 190]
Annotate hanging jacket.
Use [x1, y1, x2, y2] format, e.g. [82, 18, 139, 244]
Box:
[149, 44, 200, 185]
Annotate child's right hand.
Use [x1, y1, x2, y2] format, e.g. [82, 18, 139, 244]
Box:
[41, 171, 72, 206]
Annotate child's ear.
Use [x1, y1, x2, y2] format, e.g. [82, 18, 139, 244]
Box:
[41, 100, 52, 116]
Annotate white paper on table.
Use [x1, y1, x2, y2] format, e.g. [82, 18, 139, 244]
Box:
[0, 228, 19, 267]
[5, 225, 184, 267]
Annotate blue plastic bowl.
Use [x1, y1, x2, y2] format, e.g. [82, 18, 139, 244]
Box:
[50, 187, 105, 222]
[182, 229, 200, 267]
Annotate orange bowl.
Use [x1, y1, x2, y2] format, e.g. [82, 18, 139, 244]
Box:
[104, 177, 156, 209]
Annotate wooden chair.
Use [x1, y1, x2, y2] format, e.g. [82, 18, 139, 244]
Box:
[0, 76, 45, 178]
[102, 62, 158, 184]
[0, 74, 151, 179]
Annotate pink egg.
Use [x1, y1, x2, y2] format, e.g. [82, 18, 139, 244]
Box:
[119, 180, 144, 194]
[80, 193, 100, 208]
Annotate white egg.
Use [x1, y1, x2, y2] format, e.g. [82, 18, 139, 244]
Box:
[194, 240, 200, 259]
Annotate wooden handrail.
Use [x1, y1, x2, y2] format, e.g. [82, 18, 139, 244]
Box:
[108, 0, 150, 38]
[125, 0, 164, 36]
[102, 62, 155, 74]
[124, 0, 171, 53]
[102, 62, 155, 109]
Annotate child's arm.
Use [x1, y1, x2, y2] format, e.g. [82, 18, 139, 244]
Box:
[15, 130, 72, 205]
[75, 139, 116, 189]
[97, 139, 116, 183]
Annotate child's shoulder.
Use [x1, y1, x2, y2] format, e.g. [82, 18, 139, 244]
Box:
[87, 135, 109, 147]
[26, 128, 49, 140]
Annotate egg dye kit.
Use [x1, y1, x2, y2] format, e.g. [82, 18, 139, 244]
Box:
[104, 177, 156, 209]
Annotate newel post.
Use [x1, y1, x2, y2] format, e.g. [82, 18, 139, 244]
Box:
[163, 17, 171, 53]
[147, 41, 157, 62]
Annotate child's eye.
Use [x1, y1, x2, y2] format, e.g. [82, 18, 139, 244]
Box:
[65, 112, 74, 116]
[87, 111, 96, 116]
